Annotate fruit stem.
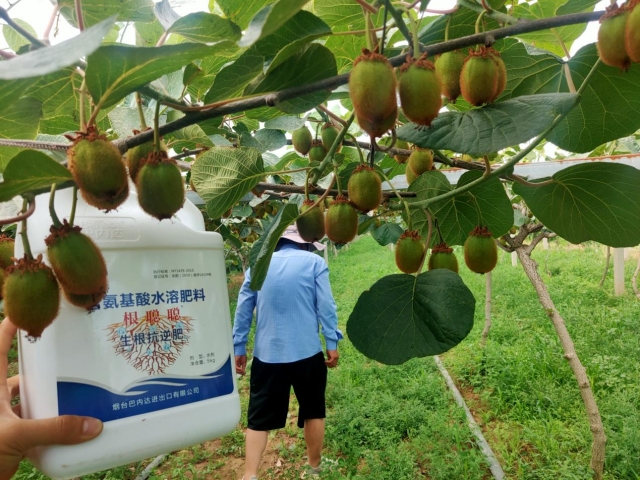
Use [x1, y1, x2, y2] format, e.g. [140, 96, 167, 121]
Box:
[304, 169, 311, 201]
[415, 209, 433, 275]
[79, 79, 87, 132]
[334, 165, 343, 196]
[69, 186, 79, 226]
[475, 10, 486, 36]
[434, 218, 445, 244]
[365, 12, 374, 51]
[407, 10, 421, 59]
[383, 1, 414, 54]
[444, 14, 451, 42]
[469, 193, 485, 227]
[310, 114, 354, 185]
[74, 0, 85, 31]
[380, 170, 413, 230]
[20, 198, 34, 261]
[136, 92, 148, 129]
[483, 155, 491, 176]
[48, 184, 62, 229]
[153, 101, 161, 152]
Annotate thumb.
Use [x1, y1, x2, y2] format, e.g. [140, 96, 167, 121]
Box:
[17, 416, 103, 450]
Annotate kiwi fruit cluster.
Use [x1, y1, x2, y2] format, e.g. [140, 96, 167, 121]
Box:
[597, 1, 640, 70]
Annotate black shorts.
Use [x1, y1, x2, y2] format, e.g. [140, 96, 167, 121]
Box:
[247, 352, 327, 431]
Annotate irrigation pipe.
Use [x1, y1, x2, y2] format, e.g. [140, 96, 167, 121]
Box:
[434, 356, 505, 480]
[133, 454, 167, 480]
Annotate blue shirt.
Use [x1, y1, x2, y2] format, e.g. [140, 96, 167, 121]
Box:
[232, 243, 342, 363]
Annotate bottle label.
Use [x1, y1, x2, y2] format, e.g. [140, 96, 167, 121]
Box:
[55, 249, 235, 422]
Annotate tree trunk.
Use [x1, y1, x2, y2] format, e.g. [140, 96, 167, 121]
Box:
[598, 246, 610, 287]
[516, 247, 606, 479]
[481, 271, 492, 345]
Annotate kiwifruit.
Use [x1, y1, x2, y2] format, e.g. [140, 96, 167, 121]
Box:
[45, 220, 107, 297]
[406, 165, 418, 185]
[395, 230, 425, 274]
[325, 195, 358, 244]
[349, 49, 398, 138]
[464, 225, 498, 274]
[67, 127, 129, 211]
[398, 55, 442, 127]
[4, 255, 60, 338]
[292, 126, 313, 155]
[357, 107, 398, 138]
[308, 140, 327, 163]
[394, 140, 410, 164]
[407, 148, 434, 180]
[428, 242, 459, 273]
[347, 165, 382, 212]
[0, 236, 14, 270]
[65, 290, 107, 311]
[435, 51, 466, 103]
[321, 123, 342, 152]
[460, 47, 499, 106]
[598, 3, 631, 70]
[136, 151, 185, 220]
[488, 48, 507, 102]
[126, 136, 167, 182]
[626, 1, 640, 62]
[296, 200, 325, 242]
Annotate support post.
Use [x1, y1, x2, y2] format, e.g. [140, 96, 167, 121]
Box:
[511, 251, 518, 267]
[613, 248, 625, 296]
[481, 272, 492, 345]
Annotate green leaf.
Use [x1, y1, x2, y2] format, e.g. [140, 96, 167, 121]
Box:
[246, 43, 337, 114]
[58, 0, 154, 27]
[0, 150, 73, 202]
[548, 44, 640, 153]
[513, 163, 640, 248]
[248, 202, 299, 291]
[396, 93, 579, 156]
[0, 17, 116, 80]
[324, 34, 363, 74]
[314, 0, 385, 32]
[216, 0, 270, 29]
[347, 270, 476, 365]
[25, 68, 80, 118]
[204, 50, 264, 104]
[372, 222, 404, 246]
[0, 97, 42, 171]
[419, 7, 500, 47]
[252, 129, 287, 152]
[263, 116, 306, 131]
[239, 0, 312, 47]
[0, 78, 37, 110]
[168, 125, 213, 152]
[2, 19, 37, 53]
[168, 12, 242, 43]
[191, 147, 265, 219]
[86, 41, 235, 109]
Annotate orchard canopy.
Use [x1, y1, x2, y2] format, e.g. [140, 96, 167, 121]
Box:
[1, 0, 640, 363]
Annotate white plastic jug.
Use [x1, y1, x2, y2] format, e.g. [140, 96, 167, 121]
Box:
[15, 184, 240, 479]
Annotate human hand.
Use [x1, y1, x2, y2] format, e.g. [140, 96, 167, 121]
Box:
[325, 350, 339, 368]
[0, 318, 103, 480]
[235, 355, 247, 375]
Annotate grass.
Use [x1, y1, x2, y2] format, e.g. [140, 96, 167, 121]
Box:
[9, 236, 640, 479]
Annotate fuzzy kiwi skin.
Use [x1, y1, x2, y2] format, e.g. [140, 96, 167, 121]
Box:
[69, 138, 129, 211]
[460, 54, 499, 106]
[398, 63, 442, 126]
[46, 226, 107, 296]
[357, 107, 398, 138]
[626, 3, 640, 63]
[408, 149, 433, 177]
[127, 141, 166, 182]
[435, 51, 466, 102]
[292, 127, 313, 155]
[406, 166, 417, 185]
[0, 237, 14, 270]
[137, 161, 185, 220]
[598, 9, 631, 70]
[464, 234, 498, 274]
[489, 52, 507, 102]
[321, 124, 342, 152]
[297, 202, 325, 242]
[65, 290, 106, 310]
[4, 259, 60, 338]
[347, 167, 382, 212]
[325, 201, 358, 244]
[349, 53, 397, 132]
[394, 140, 410, 164]
[308, 143, 327, 163]
[428, 251, 459, 273]
[395, 235, 425, 274]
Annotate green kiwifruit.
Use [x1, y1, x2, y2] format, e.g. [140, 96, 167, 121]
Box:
[460, 47, 499, 106]
[398, 56, 442, 127]
[325, 195, 358, 244]
[464, 225, 498, 274]
[347, 165, 382, 212]
[395, 230, 425, 274]
[137, 151, 185, 220]
[45, 220, 107, 296]
[297, 200, 325, 242]
[126, 137, 167, 182]
[357, 107, 398, 138]
[67, 128, 129, 211]
[4, 255, 60, 338]
[65, 290, 106, 310]
[428, 242, 459, 273]
[0, 236, 15, 270]
[308, 140, 327, 163]
[292, 126, 313, 155]
[349, 49, 398, 137]
[488, 48, 507, 102]
[321, 124, 342, 152]
[407, 149, 433, 179]
[598, 4, 631, 70]
[626, 1, 640, 63]
[394, 140, 410, 164]
[435, 50, 466, 103]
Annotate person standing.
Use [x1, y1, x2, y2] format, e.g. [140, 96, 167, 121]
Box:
[233, 226, 342, 480]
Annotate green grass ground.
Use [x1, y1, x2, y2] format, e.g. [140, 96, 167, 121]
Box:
[10, 235, 640, 479]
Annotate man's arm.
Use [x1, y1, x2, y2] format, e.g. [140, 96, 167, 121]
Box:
[314, 260, 342, 367]
[232, 269, 256, 374]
